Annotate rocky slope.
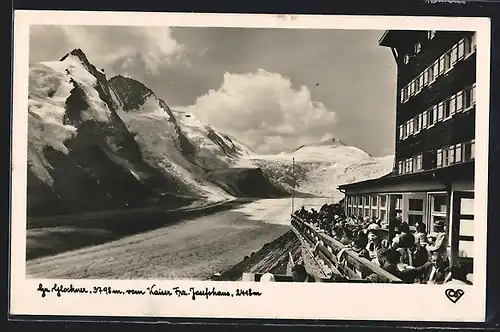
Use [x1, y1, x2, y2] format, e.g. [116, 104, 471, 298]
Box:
[27, 49, 198, 217]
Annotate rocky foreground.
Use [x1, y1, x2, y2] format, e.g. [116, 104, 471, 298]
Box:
[216, 230, 302, 281]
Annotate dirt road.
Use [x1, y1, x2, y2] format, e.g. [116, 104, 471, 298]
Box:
[26, 198, 329, 280]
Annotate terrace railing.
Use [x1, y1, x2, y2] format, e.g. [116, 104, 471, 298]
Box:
[291, 214, 402, 283]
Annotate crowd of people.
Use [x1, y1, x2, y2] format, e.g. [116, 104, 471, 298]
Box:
[291, 203, 472, 285]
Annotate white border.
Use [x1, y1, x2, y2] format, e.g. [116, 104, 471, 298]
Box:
[11, 11, 491, 322]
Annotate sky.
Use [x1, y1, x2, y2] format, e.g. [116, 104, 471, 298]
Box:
[29, 25, 397, 156]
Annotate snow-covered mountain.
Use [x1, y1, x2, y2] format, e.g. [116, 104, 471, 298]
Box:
[236, 140, 394, 199]
[27, 49, 209, 217]
[26, 48, 394, 217]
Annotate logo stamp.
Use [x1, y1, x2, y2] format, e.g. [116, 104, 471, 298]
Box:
[445, 289, 465, 303]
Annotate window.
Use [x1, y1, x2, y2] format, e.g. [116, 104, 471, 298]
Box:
[429, 193, 448, 232]
[379, 195, 387, 207]
[444, 99, 451, 118]
[409, 198, 424, 211]
[416, 76, 421, 92]
[417, 154, 423, 171]
[414, 42, 422, 54]
[458, 39, 465, 59]
[444, 52, 452, 72]
[464, 87, 474, 109]
[404, 54, 410, 64]
[450, 95, 456, 116]
[471, 140, 475, 159]
[428, 65, 435, 83]
[409, 158, 414, 172]
[409, 119, 414, 135]
[419, 74, 424, 90]
[456, 91, 463, 112]
[423, 69, 429, 85]
[418, 113, 423, 131]
[472, 84, 476, 105]
[432, 194, 448, 213]
[380, 210, 387, 222]
[422, 111, 428, 129]
[406, 159, 411, 173]
[398, 161, 403, 174]
[432, 105, 438, 125]
[458, 196, 474, 259]
[443, 148, 450, 166]
[451, 45, 458, 65]
[455, 143, 462, 162]
[408, 214, 424, 227]
[428, 30, 436, 39]
[437, 149, 443, 167]
[433, 61, 439, 80]
[449, 146, 455, 164]
[439, 56, 445, 75]
[464, 35, 473, 56]
[438, 102, 444, 120]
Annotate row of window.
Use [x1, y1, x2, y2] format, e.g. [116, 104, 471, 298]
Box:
[402, 30, 436, 64]
[398, 83, 476, 141]
[396, 139, 475, 175]
[347, 195, 387, 208]
[346, 194, 389, 221]
[397, 154, 423, 175]
[400, 33, 476, 104]
[437, 140, 475, 168]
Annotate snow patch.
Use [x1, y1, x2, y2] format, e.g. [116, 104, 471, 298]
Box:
[40, 55, 112, 123]
[28, 63, 79, 185]
[235, 143, 394, 198]
[117, 109, 232, 202]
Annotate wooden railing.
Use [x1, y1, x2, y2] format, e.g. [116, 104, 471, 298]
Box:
[291, 214, 402, 283]
[241, 272, 381, 283]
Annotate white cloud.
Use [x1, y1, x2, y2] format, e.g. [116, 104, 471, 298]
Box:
[31, 26, 185, 76]
[179, 69, 338, 154]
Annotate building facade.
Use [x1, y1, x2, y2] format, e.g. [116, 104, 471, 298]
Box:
[338, 30, 476, 276]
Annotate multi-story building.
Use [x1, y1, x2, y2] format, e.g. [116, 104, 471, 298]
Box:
[338, 30, 477, 276]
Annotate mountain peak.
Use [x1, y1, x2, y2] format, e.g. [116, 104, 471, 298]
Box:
[109, 75, 156, 112]
[318, 137, 348, 146]
[60, 48, 90, 63]
[293, 136, 348, 152]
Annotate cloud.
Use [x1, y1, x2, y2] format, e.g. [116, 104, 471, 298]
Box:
[30, 25, 185, 77]
[178, 70, 338, 154]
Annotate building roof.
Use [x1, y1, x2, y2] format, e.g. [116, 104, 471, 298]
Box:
[338, 161, 474, 192]
[379, 30, 423, 48]
[379, 30, 398, 47]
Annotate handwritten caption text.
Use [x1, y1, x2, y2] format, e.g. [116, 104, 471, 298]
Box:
[37, 283, 262, 300]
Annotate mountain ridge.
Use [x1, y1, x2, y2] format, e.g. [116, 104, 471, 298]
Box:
[27, 48, 393, 217]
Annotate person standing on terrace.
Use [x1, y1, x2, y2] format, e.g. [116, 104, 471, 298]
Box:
[426, 220, 448, 261]
[414, 221, 428, 247]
